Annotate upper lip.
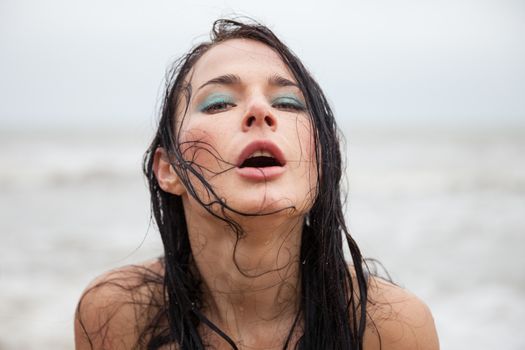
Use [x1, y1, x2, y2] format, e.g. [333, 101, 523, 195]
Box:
[236, 140, 286, 167]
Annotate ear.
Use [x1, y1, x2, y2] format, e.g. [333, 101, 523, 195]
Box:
[153, 148, 186, 196]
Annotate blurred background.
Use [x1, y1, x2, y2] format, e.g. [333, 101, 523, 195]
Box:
[1, 0, 524, 348]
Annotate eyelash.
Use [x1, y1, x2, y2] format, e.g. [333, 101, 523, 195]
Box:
[201, 101, 236, 114]
[272, 98, 305, 111]
[199, 97, 305, 114]
[272, 101, 305, 111]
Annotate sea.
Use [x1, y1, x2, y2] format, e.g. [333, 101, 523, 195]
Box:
[0, 125, 524, 349]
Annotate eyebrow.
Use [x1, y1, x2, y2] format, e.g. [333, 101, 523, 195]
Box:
[197, 73, 299, 91]
[197, 74, 241, 91]
[268, 74, 299, 88]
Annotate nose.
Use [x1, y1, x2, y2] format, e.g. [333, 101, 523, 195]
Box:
[241, 100, 277, 132]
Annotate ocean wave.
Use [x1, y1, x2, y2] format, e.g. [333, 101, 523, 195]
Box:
[0, 131, 147, 188]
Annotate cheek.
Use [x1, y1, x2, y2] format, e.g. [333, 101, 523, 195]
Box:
[290, 117, 318, 207]
[177, 127, 225, 207]
[295, 118, 317, 169]
[302, 120, 319, 190]
[178, 127, 226, 175]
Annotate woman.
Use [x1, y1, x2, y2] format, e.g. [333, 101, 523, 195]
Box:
[75, 19, 439, 349]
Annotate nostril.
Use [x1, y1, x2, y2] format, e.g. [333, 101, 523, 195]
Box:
[264, 116, 274, 127]
[246, 116, 256, 127]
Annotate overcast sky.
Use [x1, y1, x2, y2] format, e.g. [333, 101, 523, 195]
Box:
[1, 0, 523, 129]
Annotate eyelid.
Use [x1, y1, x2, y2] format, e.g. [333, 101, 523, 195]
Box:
[271, 94, 306, 108]
[197, 93, 236, 112]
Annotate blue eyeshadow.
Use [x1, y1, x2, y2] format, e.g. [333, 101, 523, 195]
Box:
[198, 93, 235, 112]
[271, 94, 305, 108]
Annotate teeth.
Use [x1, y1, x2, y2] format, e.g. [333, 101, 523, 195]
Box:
[248, 150, 273, 158]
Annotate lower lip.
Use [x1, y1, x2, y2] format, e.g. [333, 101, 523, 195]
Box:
[236, 166, 285, 181]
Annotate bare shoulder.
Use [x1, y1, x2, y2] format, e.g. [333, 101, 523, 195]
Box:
[364, 276, 439, 350]
[74, 258, 164, 350]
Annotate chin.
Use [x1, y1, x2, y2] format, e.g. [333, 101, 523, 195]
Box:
[224, 190, 311, 218]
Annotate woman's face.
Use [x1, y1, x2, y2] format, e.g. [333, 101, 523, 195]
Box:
[176, 39, 317, 218]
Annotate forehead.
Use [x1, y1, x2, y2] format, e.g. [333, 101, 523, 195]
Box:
[189, 39, 294, 87]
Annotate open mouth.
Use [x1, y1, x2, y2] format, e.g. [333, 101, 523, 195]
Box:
[236, 141, 286, 180]
[237, 141, 286, 169]
[239, 151, 283, 168]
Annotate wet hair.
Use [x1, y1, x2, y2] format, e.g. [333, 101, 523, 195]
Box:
[78, 18, 371, 349]
[139, 18, 370, 349]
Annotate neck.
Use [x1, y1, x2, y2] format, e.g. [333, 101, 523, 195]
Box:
[184, 205, 304, 344]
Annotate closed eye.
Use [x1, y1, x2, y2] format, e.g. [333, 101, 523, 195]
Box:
[202, 101, 236, 114]
[198, 93, 237, 114]
[272, 96, 305, 111]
